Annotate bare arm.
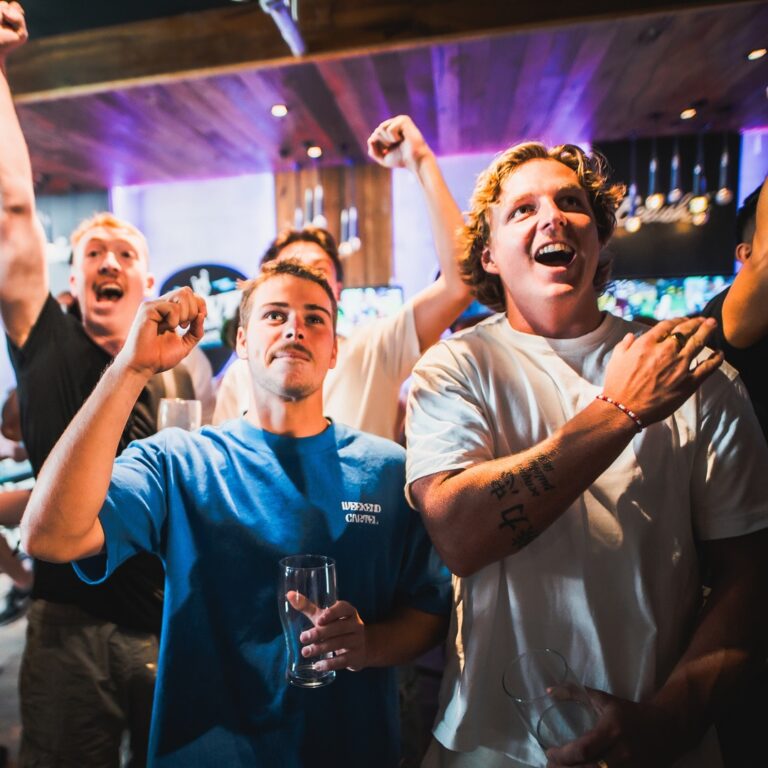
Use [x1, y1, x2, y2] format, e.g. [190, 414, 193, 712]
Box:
[21, 288, 207, 562]
[368, 115, 471, 352]
[0, 3, 48, 348]
[0, 486, 29, 526]
[722, 177, 768, 348]
[410, 317, 723, 577]
[547, 530, 768, 767]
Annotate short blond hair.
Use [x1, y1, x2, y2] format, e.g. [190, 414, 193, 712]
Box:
[461, 143, 625, 312]
[239, 259, 338, 333]
[70, 212, 149, 261]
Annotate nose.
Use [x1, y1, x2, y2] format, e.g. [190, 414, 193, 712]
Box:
[98, 250, 121, 273]
[283, 316, 305, 340]
[539, 198, 567, 230]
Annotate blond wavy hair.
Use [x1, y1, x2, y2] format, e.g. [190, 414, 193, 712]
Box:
[461, 143, 625, 312]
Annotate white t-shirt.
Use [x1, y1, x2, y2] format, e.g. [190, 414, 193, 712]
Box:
[406, 312, 768, 768]
[213, 302, 420, 440]
[181, 345, 216, 425]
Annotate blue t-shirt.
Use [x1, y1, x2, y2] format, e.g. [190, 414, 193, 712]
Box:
[76, 420, 449, 768]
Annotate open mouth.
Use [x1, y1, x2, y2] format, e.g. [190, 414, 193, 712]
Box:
[94, 283, 124, 301]
[534, 242, 575, 267]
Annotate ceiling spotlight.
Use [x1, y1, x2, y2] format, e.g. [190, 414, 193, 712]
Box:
[680, 108, 697, 120]
[306, 145, 322, 159]
[271, 104, 288, 118]
[646, 193, 665, 211]
[625, 215, 642, 234]
[747, 48, 767, 61]
[260, 0, 306, 57]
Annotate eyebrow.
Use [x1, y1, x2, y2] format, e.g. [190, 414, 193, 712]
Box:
[83, 238, 138, 251]
[260, 301, 333, 320]
[502, 184, 587, 209]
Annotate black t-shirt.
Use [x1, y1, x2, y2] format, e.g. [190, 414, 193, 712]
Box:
[7, 295, 172, 633]
[702, 288, 768, 441]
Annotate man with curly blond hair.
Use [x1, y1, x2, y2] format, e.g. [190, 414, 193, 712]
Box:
[406, 142, 768, 767]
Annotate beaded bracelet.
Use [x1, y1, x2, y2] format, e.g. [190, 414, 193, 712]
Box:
[595, 393, 644, 432]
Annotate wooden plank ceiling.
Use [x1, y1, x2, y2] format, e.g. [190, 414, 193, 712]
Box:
[8, 0, 768, 193]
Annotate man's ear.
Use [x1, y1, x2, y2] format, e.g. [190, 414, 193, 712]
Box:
[235, 326, 248, 360]
[144, 272, 156, 297]
[481, 247, 499, 275]
[735, 242, 751, 265]
[328, 335, 338, 371]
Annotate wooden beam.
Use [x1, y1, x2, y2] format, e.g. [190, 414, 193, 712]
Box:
[9, 0, 745, 102]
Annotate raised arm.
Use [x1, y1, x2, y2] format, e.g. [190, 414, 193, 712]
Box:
[410, 317, 723, 577]
[0, 2, 49, 348]
[721, 177, 768, 348]
[368, 115, 471, 351]
[21, 288, 206, 562]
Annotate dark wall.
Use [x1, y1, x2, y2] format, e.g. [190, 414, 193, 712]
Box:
[594, 133, 740, 278]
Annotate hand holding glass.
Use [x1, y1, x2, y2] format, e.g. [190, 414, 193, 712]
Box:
[157, 398, 202, 431]
[502, 648, 598, 750]
[278, 555, 337, 688]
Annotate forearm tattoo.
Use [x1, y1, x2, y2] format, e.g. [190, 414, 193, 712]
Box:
[489, 453, 556, 541]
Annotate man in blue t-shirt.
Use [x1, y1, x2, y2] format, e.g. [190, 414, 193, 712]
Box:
[21, 260, 450, 768]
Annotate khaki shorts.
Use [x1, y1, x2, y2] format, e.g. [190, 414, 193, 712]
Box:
[19, 600, 158, 768]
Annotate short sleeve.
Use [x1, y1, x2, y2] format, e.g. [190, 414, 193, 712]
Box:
[74, 436, 169, 584]
[347, 300, 421, 386]
[405, 341, 494, 494]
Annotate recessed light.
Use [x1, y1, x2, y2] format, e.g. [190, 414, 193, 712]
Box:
[680, 108, 697, 120]
[747, 48, 767, 61]
[306, 145, 322, 159]
[271, 104, 288, 118]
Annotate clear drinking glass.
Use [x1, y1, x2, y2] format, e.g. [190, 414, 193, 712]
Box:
[157, 398, 202, 431]
[502, 648, 598, 750]
[278, 554, 337, 688]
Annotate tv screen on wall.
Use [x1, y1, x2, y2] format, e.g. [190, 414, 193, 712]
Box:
[598, 275, 733, 322]
[337, 285, 404, 337]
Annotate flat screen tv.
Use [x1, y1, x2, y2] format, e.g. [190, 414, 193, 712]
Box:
[337, 285, 404, 337]
[598, 275, 734, 322]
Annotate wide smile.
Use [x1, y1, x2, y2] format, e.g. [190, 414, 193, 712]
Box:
[533, 242, 576, 268]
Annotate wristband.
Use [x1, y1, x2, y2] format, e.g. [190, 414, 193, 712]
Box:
[595, 393, 643, 432]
